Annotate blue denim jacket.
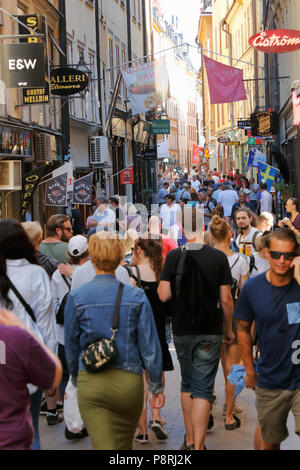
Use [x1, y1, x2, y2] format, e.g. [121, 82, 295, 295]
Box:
[64, 274, 163, 394]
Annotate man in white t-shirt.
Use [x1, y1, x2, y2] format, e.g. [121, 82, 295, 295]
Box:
[218, 182, 239, 219]
[191, 175, 201, 192]
[159, 194, 181, 235]
[259, 183, 273, 214]
[235, 207, 262, 256]
[94, 197, 116, 231]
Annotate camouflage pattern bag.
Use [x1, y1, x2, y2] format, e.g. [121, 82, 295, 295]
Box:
[81, 283, 124, 373]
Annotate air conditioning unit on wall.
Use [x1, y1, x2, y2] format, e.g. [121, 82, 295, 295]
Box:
[34, 133, 51, 162]
[89, 136, 109, 165]
[0, 160, 22, 190]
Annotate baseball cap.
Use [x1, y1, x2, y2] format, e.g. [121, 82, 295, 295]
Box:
[68, 235, 88, 257]
[270, 186, 276, 193]
[243, 189, 251, 195]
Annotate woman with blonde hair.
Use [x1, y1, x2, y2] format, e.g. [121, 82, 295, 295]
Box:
[64, 231, 164, 450]
[210, 215, 249, 430]
[130, 237, 173, 444]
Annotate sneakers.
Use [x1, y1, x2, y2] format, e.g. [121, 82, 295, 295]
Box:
[207, 413, 214, 431]
[180, 434, 194, 451]
[65, 427, 89, 440]
[134, 433, 149, 444]
[46, 410, 63, 426]
[150, 418, 167, 427]
[151, 420, 168, 440]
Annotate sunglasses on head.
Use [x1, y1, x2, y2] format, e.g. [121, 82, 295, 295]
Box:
[269, 251, 297, 260]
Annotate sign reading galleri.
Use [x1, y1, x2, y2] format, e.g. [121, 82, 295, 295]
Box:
[72, 173, 93, 205]
[45, 173, 68, 207]
[50, 68, 89, 96]
[0, 43, 45, 88]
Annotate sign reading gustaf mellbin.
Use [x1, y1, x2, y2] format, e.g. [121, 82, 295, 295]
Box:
[23, 83, 50, 104]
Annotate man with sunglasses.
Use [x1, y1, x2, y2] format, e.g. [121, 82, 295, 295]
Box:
[234, 228, 300, 450]
[40, 215, 73, 264]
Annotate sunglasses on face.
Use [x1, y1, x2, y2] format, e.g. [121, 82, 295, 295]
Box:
[269, 251, 297, 260]
[58, 225, 72, 232]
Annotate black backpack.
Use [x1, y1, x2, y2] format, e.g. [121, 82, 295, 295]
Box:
[56, 275, 71, 325]
[175, 247, 216, 330]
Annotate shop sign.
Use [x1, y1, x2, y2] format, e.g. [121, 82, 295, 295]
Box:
[217, 136, 230, 143]
[0, 43, 45, 88]
[18, 15, 50, 105]
[120, 166, 134, 185]
[204, 148, 210, 159]
[150, 120, 170, 135]
[144, 145, 157, 159]
[251, 111, 279, 137]
[50, 68, 89, 96]
[45, 173, 68, 206]
[22, 83, 50, 105]
[73, 173, 93, 205]
[225, 141, 240, 146]
[249, 29, 300, 53]
[238, 119, 251, 129]
[247, 130, 263, 146]
[0, 127, 32, 156]
[20, 166, 48, 221]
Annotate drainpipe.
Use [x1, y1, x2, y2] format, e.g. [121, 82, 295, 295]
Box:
[221, 20, 234, 172]
[95, 0, 103, 135]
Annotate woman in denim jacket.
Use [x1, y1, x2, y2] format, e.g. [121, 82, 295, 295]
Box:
[64, 231, 164, 450]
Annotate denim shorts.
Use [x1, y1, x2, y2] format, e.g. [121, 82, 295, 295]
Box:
[174, 335, 223, 403]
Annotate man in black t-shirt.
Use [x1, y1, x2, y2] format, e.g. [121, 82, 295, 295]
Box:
[158, 207, 234, 451]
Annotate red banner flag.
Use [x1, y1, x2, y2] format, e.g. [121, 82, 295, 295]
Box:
[203, 55, 247, 105]
[192, 144, 204, 164]
[120, 166, 134, 185]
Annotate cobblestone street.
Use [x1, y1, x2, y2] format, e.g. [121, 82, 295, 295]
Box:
[40, 348, 299, 451]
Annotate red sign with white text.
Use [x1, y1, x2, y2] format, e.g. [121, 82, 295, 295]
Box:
[192, 144, 204, 164]
[120, 166, 134, 185]
[249, 29, 300, 53]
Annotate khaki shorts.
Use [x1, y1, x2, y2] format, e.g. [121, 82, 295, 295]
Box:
[256, 386, 300, 444]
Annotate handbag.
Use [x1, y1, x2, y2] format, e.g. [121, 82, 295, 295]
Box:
[81, 283, 124, 373]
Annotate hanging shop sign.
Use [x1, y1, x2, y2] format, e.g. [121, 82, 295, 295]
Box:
[120, 166, 134, 185]
[73, 173, 93, 205]
[150, 120, 170, 135]
[225, 141, 240, 146]
[238, 119, 252, 129]
[247, 130, 263, 146]
[144, 145, 157, 160]
[45, 173, 68, 207]
[192, 144, 204, 164]
[217, 136, 230, 143]
[249, 29, 300, 53]
[250, 111, 279, 137]
[204, 148, 210, 159]
[0, 43, 45, 88]
[18, 15, 50, 105]
[50, 68, 89, 96]
[20, 165, 49, 221]
[22, 83, 50, 105]
[18, 15, 39, 43]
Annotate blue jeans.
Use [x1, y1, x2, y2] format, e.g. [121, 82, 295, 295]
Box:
[30, 388, 43, 450]
[174, 335, 223, 403]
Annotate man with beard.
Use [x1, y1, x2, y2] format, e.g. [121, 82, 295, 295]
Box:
[235, 229, 300, 450]
[235, 208, 262, 256]
[40, 215, 73, 264]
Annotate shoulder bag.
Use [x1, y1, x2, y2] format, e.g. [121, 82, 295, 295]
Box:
[81, 283, 124, 373]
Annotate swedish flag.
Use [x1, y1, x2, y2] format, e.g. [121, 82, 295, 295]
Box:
[258, 161, 279, 191]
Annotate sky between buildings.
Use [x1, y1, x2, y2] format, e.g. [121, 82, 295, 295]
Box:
[159, 0, 202, 70]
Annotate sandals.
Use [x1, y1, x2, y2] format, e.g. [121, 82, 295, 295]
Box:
[224, 415, 241, 430]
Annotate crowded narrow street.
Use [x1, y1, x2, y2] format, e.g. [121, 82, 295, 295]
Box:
[39, 349, 299, 451]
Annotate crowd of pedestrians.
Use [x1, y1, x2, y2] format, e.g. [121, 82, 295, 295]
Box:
[0, 166, 300, 451]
